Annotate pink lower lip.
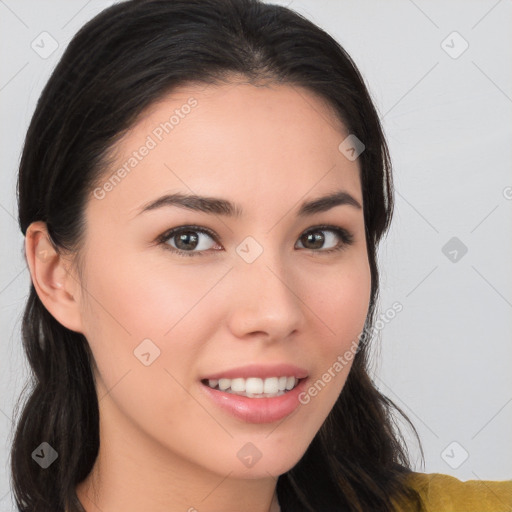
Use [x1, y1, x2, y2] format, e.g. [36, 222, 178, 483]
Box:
[199, 378, 308, 424]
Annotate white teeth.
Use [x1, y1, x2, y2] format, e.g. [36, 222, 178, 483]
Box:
[263, 377, 279, 394]
[231, 378, 245, 392]
[245, 377, 266, 395]
[218, 378, 230, 391]
[285, 376, 295, 390]
[205, 376, 300, 397]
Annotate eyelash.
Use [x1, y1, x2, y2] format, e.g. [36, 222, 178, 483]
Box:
[156, 224, 354, 258]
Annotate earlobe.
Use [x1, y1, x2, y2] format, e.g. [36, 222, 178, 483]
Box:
[25, 221, 84, 333]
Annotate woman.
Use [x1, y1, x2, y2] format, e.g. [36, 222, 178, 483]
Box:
[10, 0, 512, 511]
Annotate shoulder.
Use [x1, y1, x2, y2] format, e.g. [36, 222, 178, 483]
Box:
[404, 471, 512, 512]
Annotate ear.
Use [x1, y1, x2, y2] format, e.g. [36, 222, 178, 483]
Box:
[25, 221, 84, 333]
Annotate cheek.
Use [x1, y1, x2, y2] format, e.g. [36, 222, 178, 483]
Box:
[78, 250, 216, 437]
[306, 254, 371, 352]
[82, 246, 226, 342]
[299, 253, 371, 409]
[79, 246, 232, 405]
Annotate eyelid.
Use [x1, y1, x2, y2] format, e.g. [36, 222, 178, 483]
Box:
[157, 223, 354, 257]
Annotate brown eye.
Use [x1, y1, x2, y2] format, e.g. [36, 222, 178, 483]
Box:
[159, 226, 219, 257]
[172, 230, 201, 251]
[296, 226, 354, 254]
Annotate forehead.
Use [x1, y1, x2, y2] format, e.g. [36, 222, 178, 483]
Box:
[91, 80, 363, 222]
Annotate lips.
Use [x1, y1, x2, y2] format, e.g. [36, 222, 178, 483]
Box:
[199, 377, 308, 423]
[200, 363, 309, 381]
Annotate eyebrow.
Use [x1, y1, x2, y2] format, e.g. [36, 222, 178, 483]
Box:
[136, 189, 362, 218]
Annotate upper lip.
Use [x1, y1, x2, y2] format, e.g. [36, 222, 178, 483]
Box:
[201, 363, 309, 381]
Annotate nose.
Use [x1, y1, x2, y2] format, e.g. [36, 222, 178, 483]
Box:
[225, 248, 306, 343]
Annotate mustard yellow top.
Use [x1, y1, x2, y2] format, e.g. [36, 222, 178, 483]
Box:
[405, 472, 512, 511]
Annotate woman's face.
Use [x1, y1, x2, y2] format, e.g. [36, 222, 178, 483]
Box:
[77, 81, 371, 480]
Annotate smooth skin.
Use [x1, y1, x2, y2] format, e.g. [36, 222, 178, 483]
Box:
[25, 80, 371, 512]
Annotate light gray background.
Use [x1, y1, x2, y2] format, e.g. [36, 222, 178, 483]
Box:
[1, 0, 511, 509]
